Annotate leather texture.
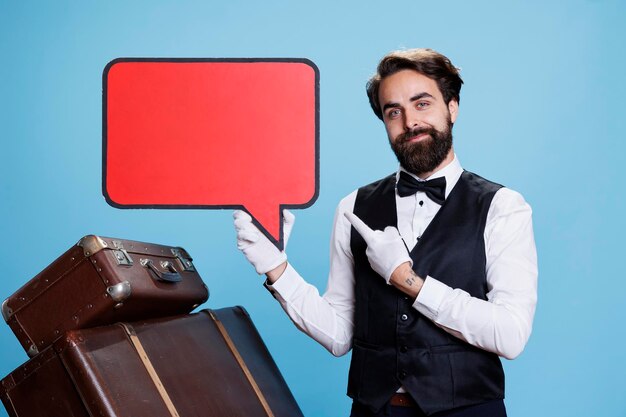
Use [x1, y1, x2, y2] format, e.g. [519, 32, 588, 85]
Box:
[3, 236, 209, 356]
[1, 307, 303, 417]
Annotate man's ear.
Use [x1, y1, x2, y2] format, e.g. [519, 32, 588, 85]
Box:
[448, 99, 459, 123]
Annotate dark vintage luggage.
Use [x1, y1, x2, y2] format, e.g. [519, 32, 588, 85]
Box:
[3, 235, 209, 357]
[1, 307, 303, 417]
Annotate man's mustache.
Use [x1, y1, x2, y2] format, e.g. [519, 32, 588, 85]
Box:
[396, 127, 435, 144]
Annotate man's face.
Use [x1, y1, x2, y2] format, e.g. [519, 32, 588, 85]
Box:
[378, 69, 458, 176]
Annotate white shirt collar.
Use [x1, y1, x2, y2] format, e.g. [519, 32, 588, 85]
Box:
[396, 154, 464, 198]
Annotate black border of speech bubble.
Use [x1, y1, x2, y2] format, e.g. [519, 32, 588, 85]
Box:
[102, 57, 320, 251]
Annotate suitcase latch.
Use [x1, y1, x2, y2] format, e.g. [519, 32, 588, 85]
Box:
[112, 240, 134, 266]
[171, 248, 196, 272]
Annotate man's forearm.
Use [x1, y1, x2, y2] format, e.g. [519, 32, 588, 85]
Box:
[389, 262, 534, 359]
[413, 280, 536, 360]
[389, 262, 424, 300]
[264, 263, 355, 357]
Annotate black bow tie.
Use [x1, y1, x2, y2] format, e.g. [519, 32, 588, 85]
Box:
[396, 172, 447, 205]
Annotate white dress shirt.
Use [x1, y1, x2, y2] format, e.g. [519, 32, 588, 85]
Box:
[267, 155, 538, 361]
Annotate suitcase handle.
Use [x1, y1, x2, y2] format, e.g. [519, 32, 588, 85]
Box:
[140, 258, 182, 283]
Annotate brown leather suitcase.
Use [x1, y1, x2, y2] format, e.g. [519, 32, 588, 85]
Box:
[0, 307, 303, 417]
[2, 235, 209, 357]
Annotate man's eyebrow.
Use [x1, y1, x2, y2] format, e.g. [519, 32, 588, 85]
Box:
[382, 102, 401, 112]
[410, 92, 434, 102]
[382, 92, 436, 112]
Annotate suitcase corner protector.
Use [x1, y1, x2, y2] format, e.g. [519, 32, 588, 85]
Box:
[77, 235, 109, 257]
[106, 281, 132, 303]
[26, 344, 39, 357]
[1, 298, 12, 322]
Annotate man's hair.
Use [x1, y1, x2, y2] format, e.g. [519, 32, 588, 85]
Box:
[366, 48, 463, 120]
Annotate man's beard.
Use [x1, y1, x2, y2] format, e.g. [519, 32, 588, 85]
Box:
[390, 120, 453, 176]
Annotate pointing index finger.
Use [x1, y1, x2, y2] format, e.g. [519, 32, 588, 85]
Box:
[344, 211, 373, 241]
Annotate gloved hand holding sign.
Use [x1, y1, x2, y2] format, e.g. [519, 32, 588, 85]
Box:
[344, 211, 413, 284]
[234, 210, 295, 275]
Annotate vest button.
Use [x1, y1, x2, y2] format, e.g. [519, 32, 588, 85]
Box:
[399, 370, 407, 379]
[400, 345, 408, 353]
[400, 314, 409, 321]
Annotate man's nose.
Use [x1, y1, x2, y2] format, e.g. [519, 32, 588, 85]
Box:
[404, 109, 420, 131]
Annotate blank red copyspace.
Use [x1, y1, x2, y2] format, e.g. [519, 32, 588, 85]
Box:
[104, 60, 318, 244]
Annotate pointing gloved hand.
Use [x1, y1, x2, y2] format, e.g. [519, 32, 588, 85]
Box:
[233, 210, 295, 275]
[344, 211, 413, 284]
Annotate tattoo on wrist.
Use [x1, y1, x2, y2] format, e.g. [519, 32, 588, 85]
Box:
[404, 270, 419, 287]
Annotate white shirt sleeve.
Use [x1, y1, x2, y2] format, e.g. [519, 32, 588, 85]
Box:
[266, 192, 358, 357]
[413, 188, 538, 359]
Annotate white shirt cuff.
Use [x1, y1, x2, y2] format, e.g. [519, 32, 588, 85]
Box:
[413, 276, 452, 320]
[264, 263, 306, 301]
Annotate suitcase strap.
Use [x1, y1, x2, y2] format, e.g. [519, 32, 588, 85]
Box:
[119, 323, 181, 417]
[208, 310, 276, 417]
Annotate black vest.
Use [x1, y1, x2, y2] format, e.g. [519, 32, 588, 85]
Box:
[348, 171, 505, 415]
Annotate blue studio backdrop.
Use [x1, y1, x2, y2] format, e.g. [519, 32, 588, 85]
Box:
[1, 1, 625, 416]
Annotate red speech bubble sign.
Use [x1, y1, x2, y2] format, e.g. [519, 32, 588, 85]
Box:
[103, 58, 319, 250]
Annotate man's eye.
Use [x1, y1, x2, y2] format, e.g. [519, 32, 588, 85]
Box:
[416, 102, 429, 109]
[388, 109, 401, 118]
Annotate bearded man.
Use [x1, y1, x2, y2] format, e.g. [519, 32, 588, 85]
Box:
[234, 48, 538, 417]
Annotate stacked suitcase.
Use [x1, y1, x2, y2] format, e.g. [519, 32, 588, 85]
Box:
[1, 235, 303, 417]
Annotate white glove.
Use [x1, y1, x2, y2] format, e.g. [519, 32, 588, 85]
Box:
[233, 209, 295, 275]
[344, 211, 413, 284]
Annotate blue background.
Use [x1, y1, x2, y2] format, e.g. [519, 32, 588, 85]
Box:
[1, 1, 625, 416]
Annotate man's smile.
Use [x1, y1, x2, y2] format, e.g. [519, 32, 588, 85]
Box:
[406, 132, 430, 143]
[397, 126, 434, 145]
